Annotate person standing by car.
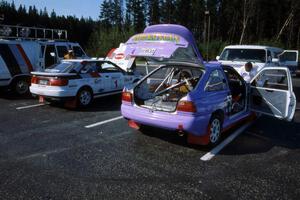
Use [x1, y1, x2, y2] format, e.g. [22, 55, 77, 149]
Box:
[238, 62, 257, 83]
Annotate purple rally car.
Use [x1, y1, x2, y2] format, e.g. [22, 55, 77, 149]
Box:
[121, 24, 296, 145]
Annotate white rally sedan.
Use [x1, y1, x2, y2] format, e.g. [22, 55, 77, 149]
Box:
[30, 59, 141, 107]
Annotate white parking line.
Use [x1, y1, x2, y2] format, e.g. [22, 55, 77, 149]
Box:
[85, 116, 123, 128]
[16, 103, 49, 110]
[200, 121, 253, 161]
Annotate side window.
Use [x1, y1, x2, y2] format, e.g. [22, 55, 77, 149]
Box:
[251, 69, 288, 90]
[205, 70, 227, 92]
[72, 46, 85, 57]
[56, 46, 68, 58]
[279, 52, 297, 62]
[80, 63, 97, 74]
[100, 62, 122, 73]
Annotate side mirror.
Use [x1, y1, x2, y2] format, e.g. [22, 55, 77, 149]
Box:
[50, 52, 56, 57]
[267, 56, 272, 63]
[216, 56, 220, 61]
[272, 58, 279, 63]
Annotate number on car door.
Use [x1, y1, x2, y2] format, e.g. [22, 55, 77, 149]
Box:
[100, 62, 124, 91]
[250, 67, 296, 121]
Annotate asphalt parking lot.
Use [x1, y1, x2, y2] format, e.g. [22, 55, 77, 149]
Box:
[0, 78, 300, 200]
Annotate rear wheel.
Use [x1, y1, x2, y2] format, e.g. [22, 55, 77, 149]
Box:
[77, 88, 93, 107]
[13, 78, 29, 95]
[208, 115, 222, 146]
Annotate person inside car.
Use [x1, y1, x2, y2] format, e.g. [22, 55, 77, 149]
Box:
[238, 62, 257, 83]
[178, 70, 195, 93]
[64, 50, 76, 59]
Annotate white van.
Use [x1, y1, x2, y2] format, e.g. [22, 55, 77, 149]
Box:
[0, 24, 88, 95]
[216, 45, 298, 73]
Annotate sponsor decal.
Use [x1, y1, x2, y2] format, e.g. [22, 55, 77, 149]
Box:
[141, 48, 156, 56]
[16, 44, 33, 72]
[114, 53, 125, 60]
[132, 33, 180, 44]
[0, 44, 22, 76]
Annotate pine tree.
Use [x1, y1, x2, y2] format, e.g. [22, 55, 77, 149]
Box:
[146, 0, 160, 25]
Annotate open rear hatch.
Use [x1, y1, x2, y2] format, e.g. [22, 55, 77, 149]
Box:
[133, 64, 203, 112]
[124, 32, 202, 63]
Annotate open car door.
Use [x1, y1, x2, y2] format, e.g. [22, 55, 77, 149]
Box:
[250, 67, 296, 121]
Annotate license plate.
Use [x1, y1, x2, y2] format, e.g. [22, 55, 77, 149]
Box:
[39, 79, 49, 85]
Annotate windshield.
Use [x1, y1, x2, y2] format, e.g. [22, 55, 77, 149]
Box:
[171, 45, 198, 61]
[220, 49, 266, 63]
[45, 62, 82, 73]
[56, 46, 68, 58]
[73, 46, 85, 57]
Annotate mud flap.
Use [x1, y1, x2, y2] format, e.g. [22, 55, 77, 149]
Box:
[187, 125, 211, 145]
[128, 120, 140, 130]
[39, 96, 45, 103]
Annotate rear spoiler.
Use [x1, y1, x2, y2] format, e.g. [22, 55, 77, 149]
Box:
[31, 71, 78, 77]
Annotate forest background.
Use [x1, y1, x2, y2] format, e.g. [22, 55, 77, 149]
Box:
[0, 0, 299, 59]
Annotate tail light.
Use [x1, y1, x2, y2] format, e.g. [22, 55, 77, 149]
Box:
[122, 91, 132, 102]
[49, 78, 68, 86]
[31, 76, 39, 84]
[177, 101, 197, 113]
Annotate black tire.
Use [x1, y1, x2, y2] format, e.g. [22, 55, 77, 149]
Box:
[77, 87, 93, 107]
[13, 78, 30, 95]
[208, 114, 223, 146]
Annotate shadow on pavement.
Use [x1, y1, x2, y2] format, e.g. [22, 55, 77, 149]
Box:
[0, 88, 33, 100]
[136, 126, 212, 152]
[220, 113, 300, 155]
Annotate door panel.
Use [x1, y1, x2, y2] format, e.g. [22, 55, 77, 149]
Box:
[250, 67, 296, 121]
[250, 88, 289, 118]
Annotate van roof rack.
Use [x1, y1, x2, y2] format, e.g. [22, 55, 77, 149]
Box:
[0, 24, 68, 41]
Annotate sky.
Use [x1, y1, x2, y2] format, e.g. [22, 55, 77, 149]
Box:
[6, 0, 103, 20]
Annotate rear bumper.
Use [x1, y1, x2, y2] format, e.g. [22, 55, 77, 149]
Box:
[30, 84, 77, 98]
[121, 103, 211, 136]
